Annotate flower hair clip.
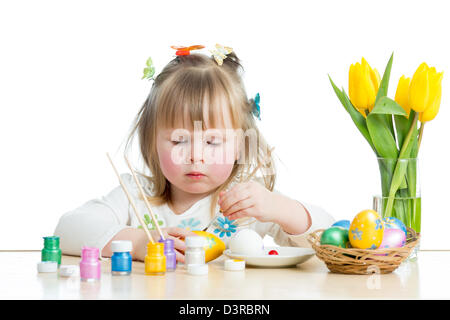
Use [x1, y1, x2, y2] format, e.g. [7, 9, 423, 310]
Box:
[170, 45, 205, 56]
[251, 93, 261, 120]
[210, 44, 233, 66]
[142, 56, 156, 80]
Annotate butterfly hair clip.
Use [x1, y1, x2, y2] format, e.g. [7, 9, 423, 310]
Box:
[142, 56, 156, 80]
[209, 44, 233, 66]
[251, 93, 261, 120]
[170, 45, 205, 56]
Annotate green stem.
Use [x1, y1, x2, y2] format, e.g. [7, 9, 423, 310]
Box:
[384, 112, 419, 218]
[418, 122, 425, 150]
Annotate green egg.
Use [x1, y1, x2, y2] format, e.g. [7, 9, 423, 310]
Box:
[320, 227, 349, 248]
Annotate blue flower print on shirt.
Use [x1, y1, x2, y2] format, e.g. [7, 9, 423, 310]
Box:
[213, 217, 238, 238]
[178, 218, 201, 231]
[351, 228, 362, 241]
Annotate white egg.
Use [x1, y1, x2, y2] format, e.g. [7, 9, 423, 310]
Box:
[229, 229, 264, 256]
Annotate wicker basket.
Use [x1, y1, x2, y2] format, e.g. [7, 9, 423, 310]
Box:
[307, 227, 420, 274]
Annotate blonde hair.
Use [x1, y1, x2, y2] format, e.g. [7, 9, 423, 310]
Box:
[125, 51, 276, 217]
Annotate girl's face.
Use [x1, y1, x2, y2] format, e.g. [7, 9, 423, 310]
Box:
[156, 106, 239, 196]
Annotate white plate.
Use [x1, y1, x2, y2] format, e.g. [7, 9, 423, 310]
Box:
[223, 246, 315, 267]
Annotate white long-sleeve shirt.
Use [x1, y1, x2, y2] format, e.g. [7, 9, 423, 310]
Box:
[54, 173, 335, 257]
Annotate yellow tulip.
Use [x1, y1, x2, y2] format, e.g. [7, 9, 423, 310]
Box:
[349, 57, 381, 117]
[419, 79, 442, 122]
[409, 62, 443, 122]
[394, 75, 411, 117]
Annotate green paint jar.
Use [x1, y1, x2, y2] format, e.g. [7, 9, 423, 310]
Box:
[41, 236, 62, 265]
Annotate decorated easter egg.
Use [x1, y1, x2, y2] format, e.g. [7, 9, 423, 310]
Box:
[192, 230, 225, 262]
[229, 229, 264, 256]
[379, 228, 406, 249]
[320, 227, 349, 248]
[382, 217, 407, 237]
[331, 220, 351, 230]
[349, 209, 384, 249]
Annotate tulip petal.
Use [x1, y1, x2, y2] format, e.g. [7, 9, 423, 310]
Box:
[395, 75, 411, 117]
[409, 63, 430, 112]
[349, 64, 358, 108]
[420, 81, 442, 122]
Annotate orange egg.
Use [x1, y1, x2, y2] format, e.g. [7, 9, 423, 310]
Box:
[192, 230, 226, 262]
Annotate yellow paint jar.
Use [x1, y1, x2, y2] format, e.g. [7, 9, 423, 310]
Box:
[145, 242, 166, 275]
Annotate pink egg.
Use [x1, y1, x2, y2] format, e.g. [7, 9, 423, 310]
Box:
[379, 229, 406, 249]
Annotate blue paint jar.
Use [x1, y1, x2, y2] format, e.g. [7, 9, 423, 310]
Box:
[111, 240, 132, 275]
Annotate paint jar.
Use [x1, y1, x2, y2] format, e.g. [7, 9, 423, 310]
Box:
[80, 246, 101, 282]
[145, 242, 166, 275]
[111, 240, 132, 276]
[185, 236, 205, 266]
[41, 236, 62, 265]
[158, 238, 177, 272]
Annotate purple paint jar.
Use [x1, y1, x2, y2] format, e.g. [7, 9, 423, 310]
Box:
[80, 246, 101, 282]
[158, 238, 177, 272]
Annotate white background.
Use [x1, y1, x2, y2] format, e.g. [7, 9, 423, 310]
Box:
[1, 0, 448, 250]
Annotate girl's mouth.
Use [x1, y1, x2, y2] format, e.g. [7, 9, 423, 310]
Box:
[186, 172, 206, 179]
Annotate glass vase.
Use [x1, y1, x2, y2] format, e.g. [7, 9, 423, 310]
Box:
[373, 157, 421, 259]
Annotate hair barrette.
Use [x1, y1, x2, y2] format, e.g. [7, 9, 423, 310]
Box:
[210, 44, 233, 66]
[251, 93, 261, 120]
[170, 45, 205, 56]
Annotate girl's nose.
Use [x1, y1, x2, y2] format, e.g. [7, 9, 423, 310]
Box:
[190, 139, 204, 164]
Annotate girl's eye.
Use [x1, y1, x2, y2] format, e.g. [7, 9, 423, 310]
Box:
[172, 140, 187, 145]
[207, 139, 222, 146]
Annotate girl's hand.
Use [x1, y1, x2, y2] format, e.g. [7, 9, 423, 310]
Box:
[218, 182, 312, 235]
[151, 227, 197, 263]
[218, 181, 282, 223]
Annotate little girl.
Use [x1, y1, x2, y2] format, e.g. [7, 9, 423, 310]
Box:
[54, 46, 334, 262]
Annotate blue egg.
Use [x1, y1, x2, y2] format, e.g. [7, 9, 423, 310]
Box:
[331, 220, 351, 230]
[382, 217, 407, 236]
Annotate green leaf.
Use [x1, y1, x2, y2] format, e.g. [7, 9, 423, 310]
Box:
[375, 52, 394, 105]
[374, 53, 396, 141]
[328, 75, 377, 154]
[366, 53, 400, 159]
[371, 96, 407, 116]
[146, 57, 153, 67]
[367, 113, 399, 159]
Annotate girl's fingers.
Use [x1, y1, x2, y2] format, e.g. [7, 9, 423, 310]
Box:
[219, 184, 250, 213]
[175, 249, 185, 263]
[222, 198, 253, 217]
[228, 208, 252, 221]
[167, 235, 187, 252]
[167, 227, 197, 238]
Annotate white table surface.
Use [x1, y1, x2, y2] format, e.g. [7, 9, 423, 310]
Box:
[0, 250, 448, 299]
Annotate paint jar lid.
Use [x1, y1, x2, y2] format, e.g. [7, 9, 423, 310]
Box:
[158, 238, 174, 250]
[147, 242, 164, 255]
[111, 240, 132, 253]
[43, 236, 60, 249]
[81, 246, 99, 261]
[58, 265, 80, 277]
[185, 236, 205, 248]
[187, 264, 208, 276]
[224, 259, 245, 271]
[37, 261, 58, 273]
